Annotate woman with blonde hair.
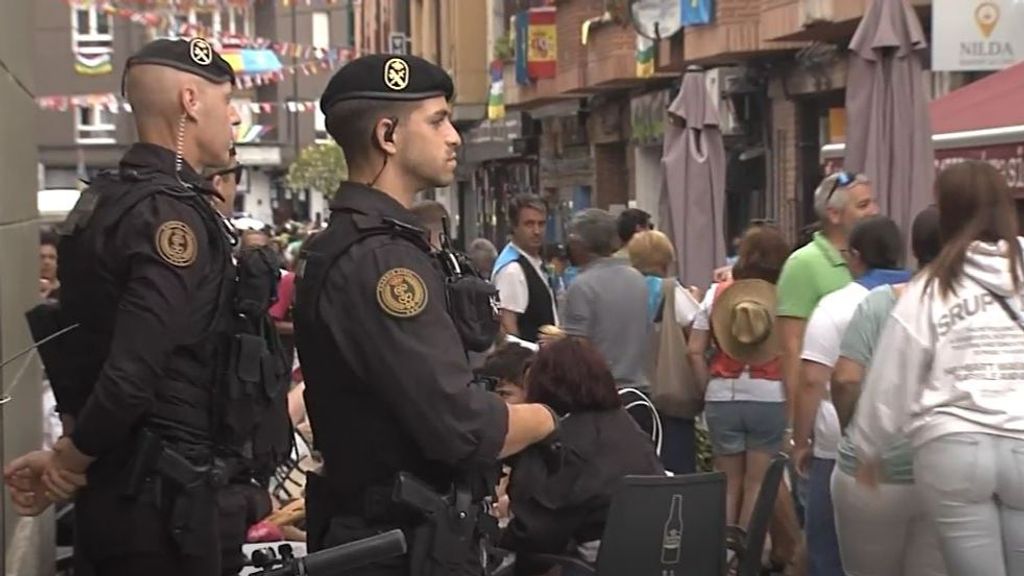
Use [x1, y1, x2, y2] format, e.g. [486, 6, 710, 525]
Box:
[626, 229, 701, 473]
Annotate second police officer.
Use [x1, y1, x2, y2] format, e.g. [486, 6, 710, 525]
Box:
[294, 54, 559, 576]
[6, 38, 240, 576]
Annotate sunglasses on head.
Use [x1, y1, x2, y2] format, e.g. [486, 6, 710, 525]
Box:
[825, 171, 857, 204]
[208, 164, 243, 183]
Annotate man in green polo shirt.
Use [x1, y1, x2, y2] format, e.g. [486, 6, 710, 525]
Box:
[776, 171, 878, 576]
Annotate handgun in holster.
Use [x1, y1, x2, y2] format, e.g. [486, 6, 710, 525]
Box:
[121, 428, 216, 555]
[393, 472, 479, 576]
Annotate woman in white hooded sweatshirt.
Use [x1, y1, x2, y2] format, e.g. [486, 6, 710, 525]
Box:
[851, 160, 1024, 576]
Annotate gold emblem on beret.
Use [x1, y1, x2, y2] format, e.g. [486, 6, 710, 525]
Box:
[383, 57, 410, 91]
[189, 38, 213, 66]
[155, 221, 197, 267]
[377, 267, 427, 318]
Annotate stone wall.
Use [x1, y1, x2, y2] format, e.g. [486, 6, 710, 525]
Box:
[1, 1, 50, 574]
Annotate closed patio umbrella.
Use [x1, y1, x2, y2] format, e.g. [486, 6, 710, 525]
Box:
[845, 0, 934, 247]
[661, 66, 726, 289]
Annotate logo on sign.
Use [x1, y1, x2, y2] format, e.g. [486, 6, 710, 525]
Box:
[933, 0, 1023, 71]
[976, 2, 1000, 38]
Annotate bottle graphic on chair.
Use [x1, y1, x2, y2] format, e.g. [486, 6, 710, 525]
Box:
[661, 495, 683, 565]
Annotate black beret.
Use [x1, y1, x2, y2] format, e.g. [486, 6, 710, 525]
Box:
[320, 53, 454, 114]
[122, 38, 235, 94]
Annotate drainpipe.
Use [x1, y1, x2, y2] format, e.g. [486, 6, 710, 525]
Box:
[435, 0, 443, 64]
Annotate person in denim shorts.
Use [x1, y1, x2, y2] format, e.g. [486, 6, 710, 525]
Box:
[688, 225, 791, 529]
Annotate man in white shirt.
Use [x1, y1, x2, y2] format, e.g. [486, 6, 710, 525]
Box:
[492, 195, 558, 343]
[795, 215, 911, 576]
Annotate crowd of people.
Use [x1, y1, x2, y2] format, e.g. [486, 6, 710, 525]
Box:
[456, 158, 1024, 576]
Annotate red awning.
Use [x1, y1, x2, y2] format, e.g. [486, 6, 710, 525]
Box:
[931, 60, 1024, 134]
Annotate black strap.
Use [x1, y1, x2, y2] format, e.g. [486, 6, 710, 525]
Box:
[979, 285, 1024, 331]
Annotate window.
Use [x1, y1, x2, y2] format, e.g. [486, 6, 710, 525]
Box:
[71, 3, 113, 54]
[195, 9, 215, 32]
[312, 12, 330, 49]
[76, 105, 117, 144]
[165, 6, 252, 40]
[221, 6, 252, 37]
[315, 108, 330, 143]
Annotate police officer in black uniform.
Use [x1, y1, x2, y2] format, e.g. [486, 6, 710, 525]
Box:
[294, 54, 560, 576]
[5, 38, 239, 576]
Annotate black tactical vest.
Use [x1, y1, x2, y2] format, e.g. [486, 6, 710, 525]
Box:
[57, 168, 234, 453]
[219, 245, 293, 482]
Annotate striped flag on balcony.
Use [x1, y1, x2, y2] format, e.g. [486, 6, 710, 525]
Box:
[636, 36, 655, 79]
[488, 61, 506, 120]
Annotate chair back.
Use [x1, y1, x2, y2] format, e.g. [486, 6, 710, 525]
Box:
[596, 472, 726, 576]
[737, 455, 787, 576]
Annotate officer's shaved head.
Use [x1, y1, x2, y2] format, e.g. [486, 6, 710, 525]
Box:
[125, 64, 201, 118]
[125, 64, 239, 171]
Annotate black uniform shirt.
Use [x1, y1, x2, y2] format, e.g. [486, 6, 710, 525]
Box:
[299, 183, 509, 496]
[66, 143, 231, 458]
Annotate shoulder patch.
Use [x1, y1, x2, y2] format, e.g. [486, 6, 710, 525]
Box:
[377, 267, 428, 318]
[155, 220, 197, 267]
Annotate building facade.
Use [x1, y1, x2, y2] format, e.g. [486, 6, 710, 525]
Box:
[407, 0, 490, 245]
[489, 0, 994, 249]
[35, 0, 355, 227]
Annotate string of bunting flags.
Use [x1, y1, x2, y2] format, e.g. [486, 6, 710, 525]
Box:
[71, 1, 353, 9]
[71, 0, 254, 6]
[36, 93, 320, 113]
[71, 1, 356, 87]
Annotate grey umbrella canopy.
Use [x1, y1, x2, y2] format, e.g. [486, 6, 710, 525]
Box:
[661, 66, 726, 289]
[845, 0, 933, 246]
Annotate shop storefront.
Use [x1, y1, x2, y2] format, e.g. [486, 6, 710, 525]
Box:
[461, 111, 540, 245]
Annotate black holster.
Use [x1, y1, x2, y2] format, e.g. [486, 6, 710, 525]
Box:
[393, 473, 482, 576]
[121, 429, 220, 556]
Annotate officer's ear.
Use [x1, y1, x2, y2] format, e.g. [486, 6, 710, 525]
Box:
[373, 117, 399, 156]
[181, 83, 202, 122]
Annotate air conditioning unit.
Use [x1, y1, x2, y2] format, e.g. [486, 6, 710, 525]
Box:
[705, 67, 744, 136]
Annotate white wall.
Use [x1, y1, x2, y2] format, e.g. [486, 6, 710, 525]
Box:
[309, 189, 327, 226]
[634, 144, 663, 227]
[242, 169, 275, 226]
[3, 2, 51, 573]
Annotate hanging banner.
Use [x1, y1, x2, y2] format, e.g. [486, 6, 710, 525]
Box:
[527, 7, 557, 80]
[513, 11, 530, 86]
[74, 53, 113, 75]
[488, 61, 506, 120]
[636, 36, 655, 78]
[682, 0, 714, 27]
[933, 0, 1024, 71]
[220, 48, 283, 74]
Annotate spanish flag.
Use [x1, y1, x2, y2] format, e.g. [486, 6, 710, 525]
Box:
[527, 7, 556, 80]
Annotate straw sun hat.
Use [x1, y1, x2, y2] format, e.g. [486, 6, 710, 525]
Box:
[710, 280, 780, 365]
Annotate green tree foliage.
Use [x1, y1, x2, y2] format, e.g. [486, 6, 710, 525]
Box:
[286, 142, 348, 199]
